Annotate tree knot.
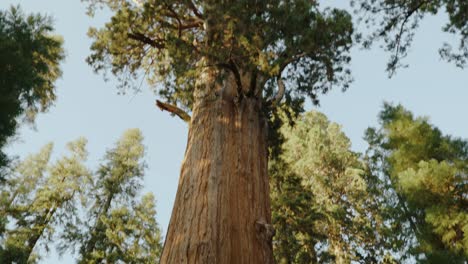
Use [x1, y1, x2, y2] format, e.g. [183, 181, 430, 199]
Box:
[255, 219, 275, 242]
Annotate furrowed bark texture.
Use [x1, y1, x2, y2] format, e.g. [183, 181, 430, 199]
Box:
[160, 72, 274, 263]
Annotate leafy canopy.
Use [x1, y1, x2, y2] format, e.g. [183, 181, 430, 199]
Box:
[84, 0, 353, 110]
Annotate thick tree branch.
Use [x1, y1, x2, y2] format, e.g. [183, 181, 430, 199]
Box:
[156, 100, 191, 123]
[273, 75, 285, 104]
[164, 3, 183, 37]
[255, 75, 267, 98]
[268, 52, 308, 105]
[162, 2, 203, 37]
[179, 20, 203, 30]
[216, 61, 243, 98]
[128, 32, 165, 49]
[229, 60, 243, 99]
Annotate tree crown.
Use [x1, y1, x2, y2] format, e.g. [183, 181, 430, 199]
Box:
[84, 0, 353, 110]
[0, 5, 64, 174]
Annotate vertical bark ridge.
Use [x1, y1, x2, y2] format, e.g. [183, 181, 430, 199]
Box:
[160, 93, 273, 263]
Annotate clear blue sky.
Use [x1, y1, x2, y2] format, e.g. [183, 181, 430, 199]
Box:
[2, 1, 467, 263]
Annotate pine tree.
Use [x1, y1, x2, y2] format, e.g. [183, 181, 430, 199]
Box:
[270, 111, 399, 263]
[82, 1, 354, 262]
[365, 103, 468, 263]
[0, 129, 163, 263]
[0, 139, 90, 263]
[62, 129, 163, 264]
[0, 6, 64, 176]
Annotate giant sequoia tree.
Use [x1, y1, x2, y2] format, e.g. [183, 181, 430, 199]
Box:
[83, 1, 353, 262]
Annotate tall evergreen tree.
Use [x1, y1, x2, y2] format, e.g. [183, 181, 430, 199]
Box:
[0, 6, 64, 176]
[0, 129, 163, 263]
[365, 103, 468, 263]
[270, 111, 402, 264]
[82, 1, 354, 262]
[60, 129, 163, 264]
[0, 139, 90, 263]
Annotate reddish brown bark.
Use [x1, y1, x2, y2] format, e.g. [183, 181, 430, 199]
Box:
[160, 72, 274, 263]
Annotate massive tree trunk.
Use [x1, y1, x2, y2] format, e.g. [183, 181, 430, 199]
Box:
[160, 69, 274, 263]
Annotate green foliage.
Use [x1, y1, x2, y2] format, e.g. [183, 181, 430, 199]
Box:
[366, 103, 468, 263]
[83, 0, 353, 110]
[362, 133, 419, 263]
[352, 0, 468, 74]
[0, 6, 64, 175]
[270, 158, 321, 264]
[0, 129, 163, 263]
[67, 129, 163, 264]
[0, 139, 90, 263]
[270, 111, 391, 263]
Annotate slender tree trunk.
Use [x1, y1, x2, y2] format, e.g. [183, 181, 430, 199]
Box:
[81, 192, 114, 262]
[160, 70, 274, 263]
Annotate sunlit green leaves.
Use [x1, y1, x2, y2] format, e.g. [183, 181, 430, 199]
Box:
[271, 111, 382, 263]
[0, 139, 90, 264]
[272, 106, 468, 263]
[73, 129, 163, 264]
[367, 103, 468, 262]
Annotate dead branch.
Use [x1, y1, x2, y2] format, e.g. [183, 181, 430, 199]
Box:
[155, 100, 191, 122]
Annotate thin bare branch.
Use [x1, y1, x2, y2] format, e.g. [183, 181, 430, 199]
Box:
[164, 3, 183, 37]
[390, 0, 428, 75]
